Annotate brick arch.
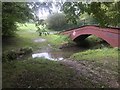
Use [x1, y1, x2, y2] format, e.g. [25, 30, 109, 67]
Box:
[73, 34, 110, 46]
[62, 25, 120, 47]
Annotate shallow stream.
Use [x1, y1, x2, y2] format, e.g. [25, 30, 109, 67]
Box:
[32, 38, 86, 61]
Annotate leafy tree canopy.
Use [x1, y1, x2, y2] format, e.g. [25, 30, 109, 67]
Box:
[2, 2, 34, 36]
[62, 1, 120, 27]
[2, 1, 63, 36]
[46, 13, 67, 30]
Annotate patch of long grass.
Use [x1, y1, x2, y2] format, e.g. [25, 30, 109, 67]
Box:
[71, 47, 119, 61]
[17, 23, 37, 31]
[43, 34, 73, 48]
[3, 58, 75, 88]
[70, 47, 119, 71]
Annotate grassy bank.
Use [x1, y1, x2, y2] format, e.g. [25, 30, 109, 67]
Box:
[3, 58, 75, 88]
[70, 48, 119, 72]
[71, 48, 119, 60]
[3, 57, 111, 88]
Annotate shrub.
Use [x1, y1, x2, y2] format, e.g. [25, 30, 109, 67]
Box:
[2, 47, 33, 62]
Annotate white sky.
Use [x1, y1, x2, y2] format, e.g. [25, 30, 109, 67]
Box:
[38, 0, 64, 19]
[38, 7, 61, 19]
[38, 9, 50, 19]
[37, 0, 117, 19]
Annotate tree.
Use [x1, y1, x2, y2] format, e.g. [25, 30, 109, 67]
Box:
[2, 2, 34, 36]
[62, 2, 85, 25]
[79, 12, 98, 25]
[62, 1, 120, 27]
[46, 13, 67, 30]
[2, 1, 67, 36]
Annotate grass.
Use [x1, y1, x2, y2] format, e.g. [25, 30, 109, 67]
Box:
[2, 58, 75, 88]
[3, 23, 70, 52]
[3, 58, 110, 88]
[70, 35, 119, 72]
[84, 35, 111, 49]
[3, 23, 39, 52]
[70, 47, 119, 72]
[17, 23, 37, 31]
[71, 48, 119, 61]
[42, 34, 73, 48]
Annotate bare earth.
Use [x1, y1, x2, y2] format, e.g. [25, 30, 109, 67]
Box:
[59, 59, 119, 88]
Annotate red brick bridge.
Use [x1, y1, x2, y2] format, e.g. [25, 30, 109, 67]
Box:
[62, 25, 120, 47]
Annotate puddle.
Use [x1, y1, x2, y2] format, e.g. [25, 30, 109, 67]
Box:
[32, 52, 64, 61]
[34, 38, 46, 42]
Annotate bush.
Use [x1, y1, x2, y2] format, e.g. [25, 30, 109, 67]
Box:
[2, 47, 33, 62]
[2, 2, 34, 36]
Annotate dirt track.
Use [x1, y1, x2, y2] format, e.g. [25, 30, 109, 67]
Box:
[60, 59, 119, 88]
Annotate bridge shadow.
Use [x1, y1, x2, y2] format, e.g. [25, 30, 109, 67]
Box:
[73, 35, 110, 48]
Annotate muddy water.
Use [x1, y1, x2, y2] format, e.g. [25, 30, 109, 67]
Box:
[32, 38, 86, 61]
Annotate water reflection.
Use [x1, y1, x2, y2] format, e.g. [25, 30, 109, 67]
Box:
[32, 52, 64, 61]
[34, 38, 46, 43]
[32, 38, 87, 61]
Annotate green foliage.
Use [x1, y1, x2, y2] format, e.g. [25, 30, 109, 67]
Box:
[36, 24, 49, 36]
[2, 47, 33, 62]
[3, 23, 72, 52]
[44, 34, 73, 48]
[2, 50, 18, 62]
[71, 48, 119, 61]
[70, 47, 119, 72]
[62, 2, 85, 24]
[17, 23, 37, 31]
[2, 25, 40, 52]
[62, 1, 120, 27]
[79, 13, 99, 25]
[3, 58, 75, 88]
[87, 2, 112, 26]
[46, 13, 67, 30]
[2, 2, 34, 36]
[85, 35, 110, 49]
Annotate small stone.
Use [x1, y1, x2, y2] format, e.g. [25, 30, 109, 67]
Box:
[28, 86, 31, 88]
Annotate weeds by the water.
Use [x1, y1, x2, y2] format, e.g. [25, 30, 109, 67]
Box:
[44, 34, 74, 48]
